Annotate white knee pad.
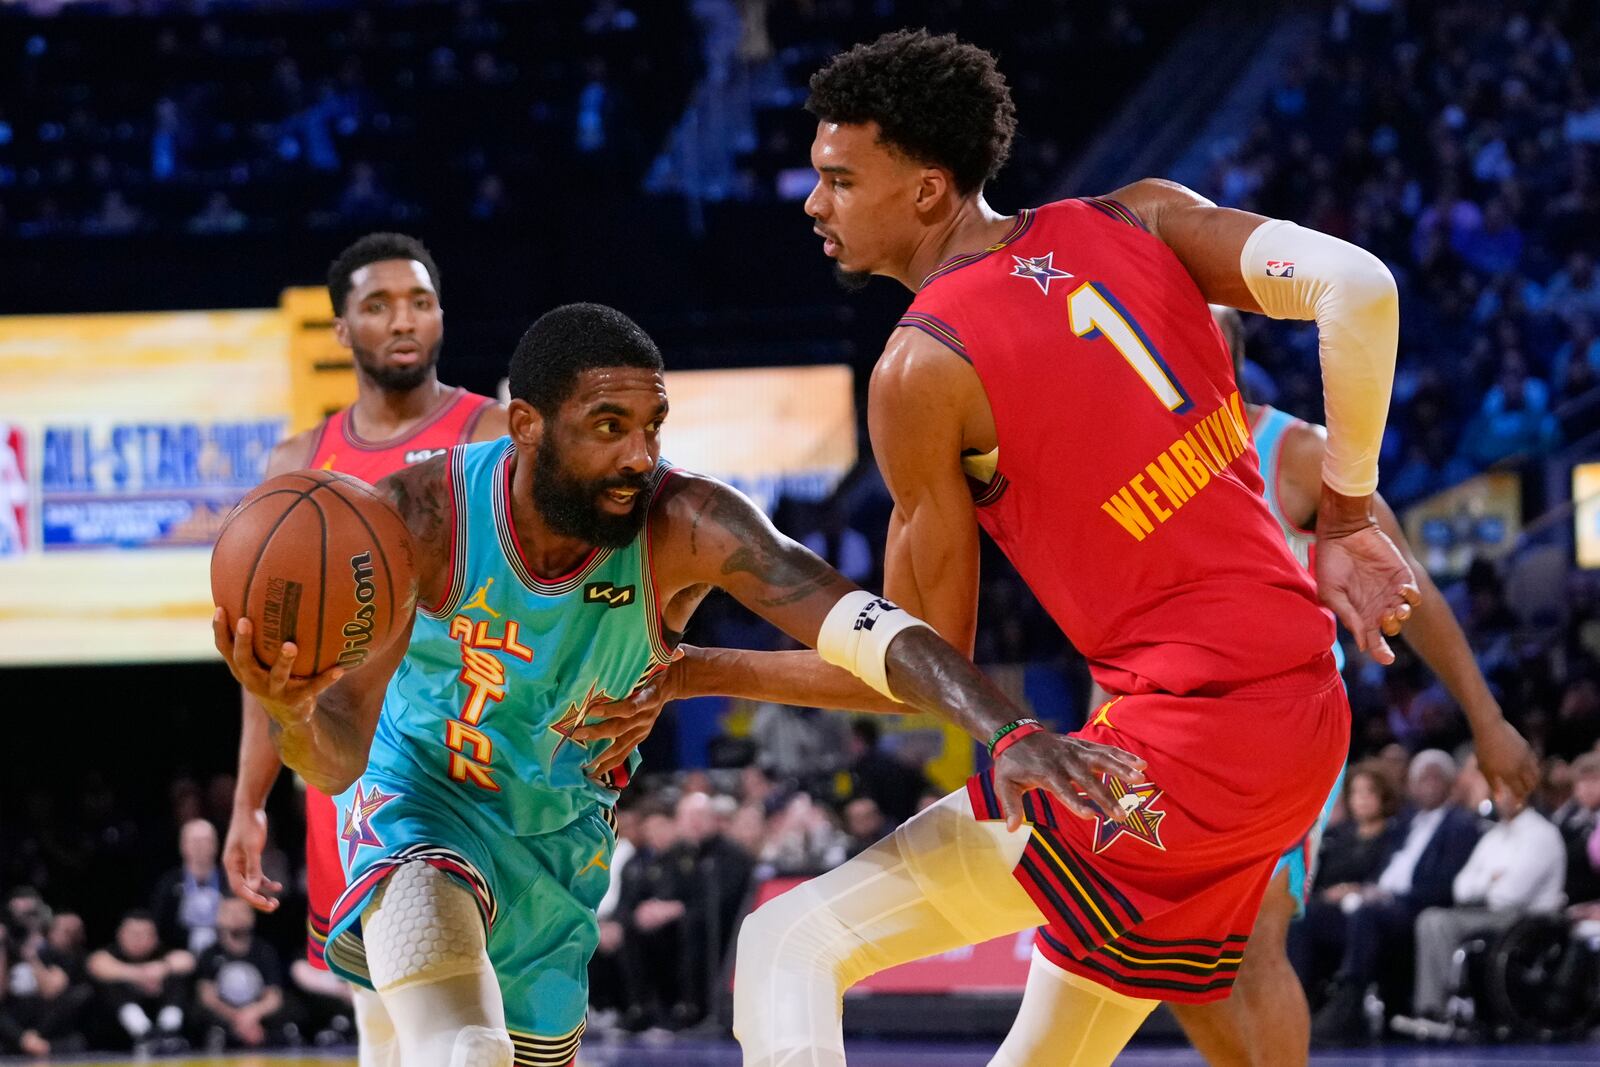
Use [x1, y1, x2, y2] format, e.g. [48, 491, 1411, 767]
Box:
[450, 1025, 513, 1067]
[363, 861, 489, 992]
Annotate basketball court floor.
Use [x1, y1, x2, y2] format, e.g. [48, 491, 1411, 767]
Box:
[32, 1040, 1600, 1066]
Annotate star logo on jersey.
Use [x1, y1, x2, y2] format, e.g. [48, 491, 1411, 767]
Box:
[341, 783, 399, 866]
[1010, 252, 1074, 294]
[548, 678, 616, 758]
[1078, 776, 1168, 855]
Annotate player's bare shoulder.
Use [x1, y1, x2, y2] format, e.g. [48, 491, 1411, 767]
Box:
[468, 402, 510, 442]
[374, 453, 453, 603]
[264, 426, 323, 478]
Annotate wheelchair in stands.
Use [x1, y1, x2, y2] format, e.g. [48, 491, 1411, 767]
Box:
[1445, 915, 1600, 1042]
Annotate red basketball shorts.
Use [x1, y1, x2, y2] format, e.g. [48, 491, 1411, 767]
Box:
[968, 653, 1348, 1003]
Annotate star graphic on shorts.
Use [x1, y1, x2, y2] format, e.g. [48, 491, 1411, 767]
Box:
[1010, 252, 1074, 294]
[341, 783, 398, 866]
[1078, 776, 1168, 854]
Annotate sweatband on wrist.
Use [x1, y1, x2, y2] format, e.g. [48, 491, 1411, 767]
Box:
[815, 590, 933, 700]
[1239, 219, 1398, 497]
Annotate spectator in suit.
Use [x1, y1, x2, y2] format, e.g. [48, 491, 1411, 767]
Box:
[1311, 751, 1481, 1043]
[1399, 768, 1565, 1029]
[150, 819, 226, 955]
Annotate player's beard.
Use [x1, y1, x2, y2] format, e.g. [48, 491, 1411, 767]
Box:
[832, 265, 871, 292]
[532, 432, 651, 549]
[351, 338, 443, 392]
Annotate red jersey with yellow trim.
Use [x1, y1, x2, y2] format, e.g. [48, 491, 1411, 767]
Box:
[306, 385, 496, 482]
[898, 197, 1333, 695]
[297, 382, 494, 968]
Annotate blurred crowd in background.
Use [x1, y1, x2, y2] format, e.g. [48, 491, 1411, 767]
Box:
[6, 0, 1600, 1056]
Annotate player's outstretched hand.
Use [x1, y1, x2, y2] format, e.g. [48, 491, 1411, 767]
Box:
[223, 806, 283, 912]
[1472, 716, 1539, 802]
[992, 732, 1148, 832]
[213, 609, 345, 729]
[575, 649, 688, 779]
[1314, 496, 1420, 666]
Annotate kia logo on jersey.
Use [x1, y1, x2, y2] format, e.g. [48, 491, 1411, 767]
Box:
[584, 582, 636, 608]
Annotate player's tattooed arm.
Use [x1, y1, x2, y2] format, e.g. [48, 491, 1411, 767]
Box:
[376, 454, 452, 612]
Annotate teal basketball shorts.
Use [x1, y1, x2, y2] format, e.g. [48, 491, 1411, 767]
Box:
[326, 771, 618, 1066]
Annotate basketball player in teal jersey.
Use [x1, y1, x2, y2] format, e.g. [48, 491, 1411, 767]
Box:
[1154, 306, 1536, 1061]
[215, 302, 1146, 1067]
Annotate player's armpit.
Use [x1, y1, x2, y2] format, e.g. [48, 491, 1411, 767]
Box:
[868, 327, 983, 656]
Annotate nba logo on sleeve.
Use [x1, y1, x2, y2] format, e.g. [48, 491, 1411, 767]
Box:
[1265, 260, 1295, 278]
[0, 424, 29, 558]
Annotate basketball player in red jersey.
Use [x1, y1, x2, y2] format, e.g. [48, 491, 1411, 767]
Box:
[575, 30, 1420, 1067]
[222, 232, 505, 1065]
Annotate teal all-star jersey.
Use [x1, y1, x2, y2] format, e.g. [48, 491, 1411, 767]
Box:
[327, 438, 678, 1053]
[360, 437, 675, 839]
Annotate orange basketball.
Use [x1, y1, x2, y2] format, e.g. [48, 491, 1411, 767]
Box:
[211, 470, 417, 676]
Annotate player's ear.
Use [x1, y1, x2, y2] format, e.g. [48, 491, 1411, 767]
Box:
[507, 398, 542, 448]
[332, 314, 351, 349]
[913, 167, 950, 213]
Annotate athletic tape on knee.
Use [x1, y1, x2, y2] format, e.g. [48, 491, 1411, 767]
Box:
[362, 862, 489, 992]
[815, 590, 932, 699]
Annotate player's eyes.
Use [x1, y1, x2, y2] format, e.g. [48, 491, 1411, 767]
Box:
[365, 302, 385, 313]
[414, 298, 433, 310]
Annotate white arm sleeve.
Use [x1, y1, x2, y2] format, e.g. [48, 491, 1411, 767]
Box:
[1239, 219, 1399, 497]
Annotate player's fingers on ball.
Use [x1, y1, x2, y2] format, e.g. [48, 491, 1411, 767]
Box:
[266, 641, 297, 692]
[1402, 583, 1422, 606]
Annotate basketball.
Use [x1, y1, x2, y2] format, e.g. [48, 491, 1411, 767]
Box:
[210, 470, 417, 677]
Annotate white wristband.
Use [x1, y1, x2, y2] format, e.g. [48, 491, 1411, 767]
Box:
[815, 590, 933, 700]
[1239, 219, 1398, 497]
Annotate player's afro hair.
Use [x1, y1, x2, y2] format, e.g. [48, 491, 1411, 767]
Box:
[327, 232, 442, 315]
[806, 29, 1016, 195]
[509, 303, 664, 416]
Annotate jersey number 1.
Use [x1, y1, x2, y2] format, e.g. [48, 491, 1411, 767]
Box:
[1068, 282, 1192, 414]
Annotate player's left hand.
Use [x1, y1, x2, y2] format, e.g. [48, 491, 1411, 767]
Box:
[575, 648, 690, 779]
[992, 731, 1148, 832]
[1314, 495, 1420, 665]
[1472, 715, 1539, 802]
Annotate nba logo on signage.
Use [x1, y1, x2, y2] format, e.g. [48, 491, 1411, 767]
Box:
[0, 424, 28, 558]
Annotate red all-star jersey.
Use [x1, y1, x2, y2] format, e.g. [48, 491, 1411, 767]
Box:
[898, 197, 1334, 696]
[306, 385, 496, 481]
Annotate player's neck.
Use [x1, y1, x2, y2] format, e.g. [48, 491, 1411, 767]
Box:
[351, 375, 450, 438]
[903, 196, 1012, 292]
[504, 451, 598, 579]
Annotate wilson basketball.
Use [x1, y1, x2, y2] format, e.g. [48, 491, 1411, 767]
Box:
[211, 470, 417, 677]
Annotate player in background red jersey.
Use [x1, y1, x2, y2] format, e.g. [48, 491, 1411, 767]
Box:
[222, 232, 505, 1066]
[577, 30, 1421, 1067]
